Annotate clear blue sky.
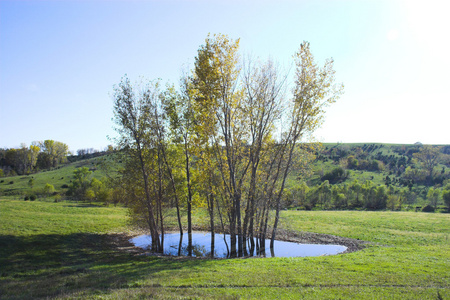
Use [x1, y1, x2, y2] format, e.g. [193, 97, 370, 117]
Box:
[1, 0, 449, 153]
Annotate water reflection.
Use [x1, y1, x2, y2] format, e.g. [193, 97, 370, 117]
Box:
[131, 232, 347, 258]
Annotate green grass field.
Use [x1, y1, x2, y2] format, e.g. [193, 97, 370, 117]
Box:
[1, 198, 448, 299]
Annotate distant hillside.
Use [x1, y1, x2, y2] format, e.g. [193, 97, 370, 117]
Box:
[0, 154, 115, 199]
[1, 143, 449, 211]
[284, 143, 450, 211]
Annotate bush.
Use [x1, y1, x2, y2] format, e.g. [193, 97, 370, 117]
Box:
[54, 194, 62, 203]
[30, 195, 36, 201]
[61, 184, 69, 189]
[9, 181, 14, 184]
[421, 204, 435, 212]
[321, 167, 348, 184]
[44, 183, 55, 196]
[24, 195, 29, 201]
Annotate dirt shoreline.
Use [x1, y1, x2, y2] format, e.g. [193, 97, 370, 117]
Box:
[110, 228, 369, 257]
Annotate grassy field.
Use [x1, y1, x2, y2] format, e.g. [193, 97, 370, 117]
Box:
[0, 199, 449, 299]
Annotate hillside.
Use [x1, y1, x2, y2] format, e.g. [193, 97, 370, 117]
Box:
[281, 143, 450, 211]
[0, 154, 113, 199]
[1, 143, 449, 211]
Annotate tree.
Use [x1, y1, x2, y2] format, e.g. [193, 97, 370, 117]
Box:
[39, 140, 69, 168]
[427, 187, 441, 210]
[112, 76, 164, 253]
[44, 183, 55, 198]
[192, 33, 246, 257]
[28, 178, 35, 189]
[241, 57, 287, 255]
[163, 76, 198, 254]
[270, 41, 343, 248]
[414, 145, 442, 185]
[29, 144, 40, 172]
[443, 187, 450, 210]
[69, 167, 92, 199]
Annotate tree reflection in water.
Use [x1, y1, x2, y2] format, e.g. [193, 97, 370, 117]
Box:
[131, 232, 347, 258]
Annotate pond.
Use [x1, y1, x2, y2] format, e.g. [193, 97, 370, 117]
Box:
[130, 232, 347, 258]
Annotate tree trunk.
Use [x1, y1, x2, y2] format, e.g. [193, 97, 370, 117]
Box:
[183, 138, 193, 256]
[137, 143, 160, 252]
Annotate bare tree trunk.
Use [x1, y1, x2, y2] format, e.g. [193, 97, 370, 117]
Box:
[184, 139, 193, 257]
[136, 143, 160, 252]
[207, 192, 215, 258]
[271, 135, 298, 249]
[160, 144, 183, 236]
[216, 193, 229, 256]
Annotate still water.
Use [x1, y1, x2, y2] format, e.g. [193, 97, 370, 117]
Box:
[131, 232, 347, 258]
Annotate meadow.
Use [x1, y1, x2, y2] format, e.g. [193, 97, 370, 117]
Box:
[1, 198, 448, 299]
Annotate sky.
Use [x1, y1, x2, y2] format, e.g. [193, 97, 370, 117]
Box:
[1, 0, 449, 153]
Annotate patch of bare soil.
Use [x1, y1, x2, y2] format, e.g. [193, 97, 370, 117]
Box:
[107, 232, 148, 256]
[273, 228, 370, 253]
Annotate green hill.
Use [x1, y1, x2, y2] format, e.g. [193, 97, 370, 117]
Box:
[0, 154, 115, 200]
[1, 143, 449, 211]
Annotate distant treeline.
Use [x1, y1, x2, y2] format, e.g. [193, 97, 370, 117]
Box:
[0, 140, 69, 176]
[0, 141, 113, 176]
[284, 179, 450, 212]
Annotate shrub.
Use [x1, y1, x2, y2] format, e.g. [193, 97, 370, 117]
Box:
[9, 181, 14, 184]
[44, 183, 55, 196]
[1, 180, 4, 183]
[54, 194, 62, 203]
[61, 184, 69, 189]
[24, 195, 29, 201]
[321, 167, 348, 184]
[30, 195, 36, 201]
[421, 204, 435, 212]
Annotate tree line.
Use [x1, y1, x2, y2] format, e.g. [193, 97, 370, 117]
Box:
[112, 34, 343, 257]
[0, 140, 69, 176]
[285, 179, 450, 212]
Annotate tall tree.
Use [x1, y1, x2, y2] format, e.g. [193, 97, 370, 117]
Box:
[192, 33, 249, 257]
[413, 145, 442, 185]
[241, 57, 286, 255]
[270, 41, 343, 248]
[112, 76, 163, 252]
[164, 75, 198, 255]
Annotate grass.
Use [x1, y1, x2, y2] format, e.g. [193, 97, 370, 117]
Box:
[1, 199, 449, 299]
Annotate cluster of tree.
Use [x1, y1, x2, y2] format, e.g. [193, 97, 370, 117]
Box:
[76, 148, 100, 157]
[66, 167, 111, 203]
[285, 180, 450, 211]
[321, 166, 348, 183]
[112, 34, 343, 256]
[0, 140, 69, 176]
[67, 146, 114, 163]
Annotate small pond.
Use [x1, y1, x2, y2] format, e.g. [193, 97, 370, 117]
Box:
[131, 232, 347, 258]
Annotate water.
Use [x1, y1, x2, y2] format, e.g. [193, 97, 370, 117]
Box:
[130, 232, 347, 258]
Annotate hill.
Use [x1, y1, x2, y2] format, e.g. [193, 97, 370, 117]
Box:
[0, 154, 113, 200]
[1, 143, 449, 211]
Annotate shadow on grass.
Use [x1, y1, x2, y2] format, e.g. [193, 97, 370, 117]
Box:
[0, 233, 208, 299]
